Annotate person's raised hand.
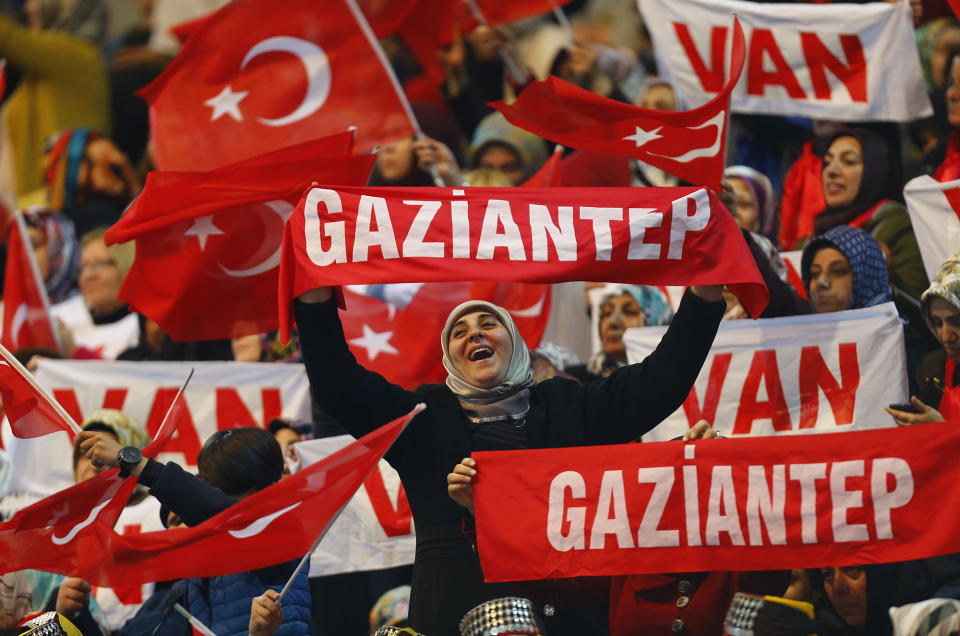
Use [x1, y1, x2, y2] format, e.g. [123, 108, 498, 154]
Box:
[885, 396, 945, 426]
[683, 419, 719, 441]
[56, 578, 91, 619]
[249, 589, 283, 636]
[76, 431, 124, 470]
[414, 137, 462, 186]
[447, 457, 477, 514]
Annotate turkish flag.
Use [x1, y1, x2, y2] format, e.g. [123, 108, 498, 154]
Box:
[66, 407, 417, 587]
[0, 468, 137, 575]
[139, 0, 416, 172]
[2, 213, 59, 353]
[341, 282, 551, 389]
[491, 17, 745, 191]
[105, 139, 375, 341]
[522, 145, 564, 187]
[0, 347, 79, 438]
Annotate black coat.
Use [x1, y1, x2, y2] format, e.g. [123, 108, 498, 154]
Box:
[295, 290, 724, 636]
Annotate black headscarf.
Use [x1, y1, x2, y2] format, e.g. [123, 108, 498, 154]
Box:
[813, 128, 902, 235]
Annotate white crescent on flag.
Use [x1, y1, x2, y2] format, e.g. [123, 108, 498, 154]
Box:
[240, 36, 332, 127]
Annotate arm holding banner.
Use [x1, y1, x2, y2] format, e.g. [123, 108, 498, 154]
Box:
[574, 288, 725, 444]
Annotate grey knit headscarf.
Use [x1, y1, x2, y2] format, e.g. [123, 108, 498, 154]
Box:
[441, 301, 534, 422]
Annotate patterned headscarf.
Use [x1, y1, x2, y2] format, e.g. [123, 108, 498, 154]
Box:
[441, 300, 534, 422]
[22, 206, 80, 303]
[801, 225, 892, 310]
[889, 598, 960, 636]
[921, 248, 960, 336]
[587, 285, 673, 377]
[724, 165, 778, 240]
[42, 128, 96, 212]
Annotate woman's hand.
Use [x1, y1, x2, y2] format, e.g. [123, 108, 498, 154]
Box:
[447, 457, 477, 514]
[56, 578, 91, 619]
[249, 590, 283, 636]
[683, 419, 719, 441]
[885, 396, 945, 426]
[414, 137, 462, 186]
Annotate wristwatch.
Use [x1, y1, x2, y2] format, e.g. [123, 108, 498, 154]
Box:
[117, 446, 143, 478]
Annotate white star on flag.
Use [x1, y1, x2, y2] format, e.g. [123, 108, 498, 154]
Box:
[623, 125, 663, 148]
[204, 85, 248, 122]
[348, 324, 399, 361]
[184, 216, 224, 250]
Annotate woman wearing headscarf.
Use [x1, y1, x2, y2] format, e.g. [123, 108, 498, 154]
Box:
[888, 248, 960, 425]
[292, 282, 725, 635]
[813, 128, 928, 304]
[0, 0, 110, 200]
[566, 284, 673, 383]
[469, 111, 549, 186]
[22, 205, 80, 304]
[801, 225, 893, 314]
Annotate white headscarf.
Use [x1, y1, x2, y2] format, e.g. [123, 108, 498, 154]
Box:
[441, 300, 534, 422]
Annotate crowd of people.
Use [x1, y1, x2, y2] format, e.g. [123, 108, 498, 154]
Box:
[2, 0, 960, 634]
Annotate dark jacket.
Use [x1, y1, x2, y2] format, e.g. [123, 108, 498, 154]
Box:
[294, 289, 725, 636]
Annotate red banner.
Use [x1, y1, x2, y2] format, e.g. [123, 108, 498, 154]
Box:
[473, 423, 960, 582]
[279, 186, 768, 339]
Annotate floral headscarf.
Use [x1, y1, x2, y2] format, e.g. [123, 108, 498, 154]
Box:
[22, 206, 80, 303]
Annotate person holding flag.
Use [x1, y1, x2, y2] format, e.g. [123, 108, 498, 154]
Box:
[292, 278, 726, 635]
[77, 426, 314, 635]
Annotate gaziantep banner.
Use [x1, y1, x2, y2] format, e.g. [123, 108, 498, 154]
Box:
[279, 186, 769, 340]
[625, 303, 907, 441]
[903, 175, 960, 281]
[638, 0, 931, 122]
[474, 422, 960, 581]
[3, 360, 311, 495]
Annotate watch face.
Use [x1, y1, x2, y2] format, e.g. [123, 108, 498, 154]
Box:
[120, 447, 141, 464]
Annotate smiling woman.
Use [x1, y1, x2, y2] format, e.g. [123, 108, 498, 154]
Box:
[294, 281, 725, 635]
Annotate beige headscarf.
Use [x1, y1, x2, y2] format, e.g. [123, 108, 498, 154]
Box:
[81, 409, 149, 449]
[921, 248, 960, 337]
[441, 301, 534, 422]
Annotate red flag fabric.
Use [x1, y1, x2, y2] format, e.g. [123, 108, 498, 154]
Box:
[139, 0, 415, 172]
[279, 185, 769, 341]
[0, 357, 78, 439]
[341, 282, 550, 389]
[2, 214, 59, 352]
[0, 469, 137, 575]
[523, 146, 564, 187]
[490, 17, 746, 191]
[105, 140, 374, 341]
[0, 341, 79, 438]
[474, 422, 960, 582]
[61, 406, 418, 587]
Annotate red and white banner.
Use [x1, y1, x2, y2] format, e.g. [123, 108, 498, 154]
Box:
[638, 0, 931, 122]
[903, 175, 960, 281]
[474, 421, 960, 581]
[294, 436, 414, 576]
[625, 303, 907, 441]
[2, 360, 311, 496]
[279, 186, 769, 339]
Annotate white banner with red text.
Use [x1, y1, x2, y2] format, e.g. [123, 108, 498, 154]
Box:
[903, 175, 960, 281]
[279, 186, 769, 339]
[1, 360, 311, 496]
[294, 437, 415, 576]
[638, 0, 930, 122]
[474, 422, 960, 581]
[625, 303, 907, 441]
